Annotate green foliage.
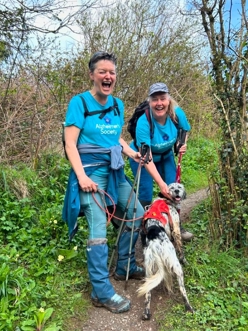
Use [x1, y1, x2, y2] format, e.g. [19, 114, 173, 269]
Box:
[0, 40, 10, 61]
[209, 144, 248, 250]
[151, 136, 218, 196]
[196, 0, 247, 250]
[0, 136, 244, 330]
[181, 137, 219, 193]
[0, 249, 37, 330]
[0, 155, 89, 330]
[157, 200, 248, 331]
[34, 307, 55, 331]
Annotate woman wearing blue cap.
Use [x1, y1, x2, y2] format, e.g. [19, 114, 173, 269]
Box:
[129, 82, 193, 241]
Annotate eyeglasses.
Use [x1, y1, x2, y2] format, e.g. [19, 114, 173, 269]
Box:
[88, 51, 117, 69]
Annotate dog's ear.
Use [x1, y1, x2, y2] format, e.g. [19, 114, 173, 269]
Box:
[180, 184, 187, 200]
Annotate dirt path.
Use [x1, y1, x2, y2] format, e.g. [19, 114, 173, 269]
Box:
[81, 188, 208, 331]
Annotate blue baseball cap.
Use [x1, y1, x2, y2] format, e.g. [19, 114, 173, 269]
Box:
[148, 83, 169, 96]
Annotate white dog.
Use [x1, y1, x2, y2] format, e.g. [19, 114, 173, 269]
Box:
[137, 183, 194, 320]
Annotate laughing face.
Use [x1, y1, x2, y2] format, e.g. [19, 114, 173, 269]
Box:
[149, 92, 170, 124]
[89, 59, 116, 104]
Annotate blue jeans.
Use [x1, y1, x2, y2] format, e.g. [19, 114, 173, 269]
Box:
[79, 174, 143, 239]
[129, 152, 176, 202]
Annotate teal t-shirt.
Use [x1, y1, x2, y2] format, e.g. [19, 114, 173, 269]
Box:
[65, 91, 124, 175]
[134, 106, 191, 162]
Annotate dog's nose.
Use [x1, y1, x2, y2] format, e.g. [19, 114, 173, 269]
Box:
[175, 189, 179, 194]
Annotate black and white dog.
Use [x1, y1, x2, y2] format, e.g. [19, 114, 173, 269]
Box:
[137, 183, 194, 320]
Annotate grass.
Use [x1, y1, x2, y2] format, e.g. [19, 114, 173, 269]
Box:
[0, 156, 90, 331]
[179, 137, 219, 194]
[3, 135, 242, 331]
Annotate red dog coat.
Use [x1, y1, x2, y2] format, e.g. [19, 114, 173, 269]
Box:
[143, 199, 173, 230]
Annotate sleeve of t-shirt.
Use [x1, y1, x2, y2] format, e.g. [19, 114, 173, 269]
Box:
[135, 114, 151, 148]
[65, 95, 86, 130]
[175, 107, 191, 131]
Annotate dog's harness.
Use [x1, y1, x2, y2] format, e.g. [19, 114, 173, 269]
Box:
[142, 199, 174, 233]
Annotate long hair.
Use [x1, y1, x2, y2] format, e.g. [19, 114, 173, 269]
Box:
[168, 97, 179, 124]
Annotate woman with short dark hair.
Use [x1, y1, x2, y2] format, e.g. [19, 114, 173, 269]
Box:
[62, 51, 144, 313]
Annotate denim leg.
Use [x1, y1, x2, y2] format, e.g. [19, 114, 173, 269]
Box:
[79, 174, 108, 239]
[117, 179, 144, 228]
[129, 157, 153, 202]
[156, 154, 177, 184]
[115, 229, 139, 276]
[79, 174, 145, 236]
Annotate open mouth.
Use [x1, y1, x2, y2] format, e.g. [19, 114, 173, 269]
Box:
[170, 194, 181, 202]
[102, 81, 111, 89]
[155, 107, 164, 111]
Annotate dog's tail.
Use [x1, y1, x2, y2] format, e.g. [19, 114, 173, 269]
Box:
[137, 239, 173, 297]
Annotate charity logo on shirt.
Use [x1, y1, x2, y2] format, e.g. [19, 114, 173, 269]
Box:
[95, 116, 120, 135]
[153, 133, 175, 150]
[104, 117, 111, 124]
[162, 134, 169, 141]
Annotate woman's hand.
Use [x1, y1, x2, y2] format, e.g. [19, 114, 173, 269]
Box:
[78, 174, 98, 192]
[158, 181, 170, 196]
[179, 143, 187, 154]
[130, 151, 142, 163]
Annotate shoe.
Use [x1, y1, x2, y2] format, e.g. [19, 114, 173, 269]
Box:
[91, 293, 131, 313]
[114, 266, 145, 281]
[181, 227, 194, 241]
